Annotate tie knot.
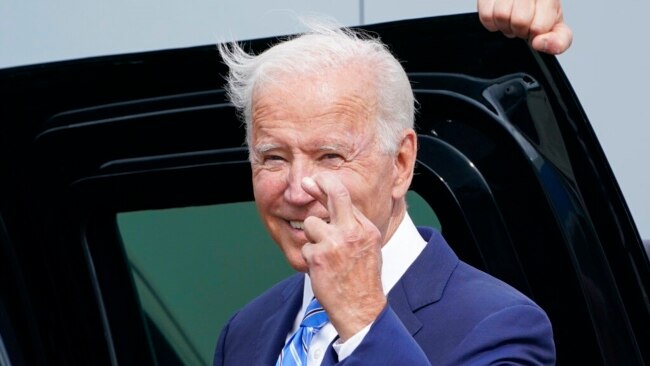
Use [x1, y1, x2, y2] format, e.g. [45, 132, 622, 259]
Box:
[301, 298, 329, 329]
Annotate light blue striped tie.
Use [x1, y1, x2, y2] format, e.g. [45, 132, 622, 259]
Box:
[276, 298, 329, 366]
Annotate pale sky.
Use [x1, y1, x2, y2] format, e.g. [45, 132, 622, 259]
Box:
[1, 0, 648, 239]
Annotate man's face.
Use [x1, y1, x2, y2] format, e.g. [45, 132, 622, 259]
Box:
[250, 66, 405, 272]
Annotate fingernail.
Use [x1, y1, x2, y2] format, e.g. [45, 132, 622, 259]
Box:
[302, 176, 316, 188]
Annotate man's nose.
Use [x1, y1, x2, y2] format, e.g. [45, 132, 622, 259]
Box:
[283, 161, 315, 205]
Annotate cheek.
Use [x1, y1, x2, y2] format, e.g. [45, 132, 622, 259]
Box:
[252, 170, 286, 206]
[345, 161, 395, 207]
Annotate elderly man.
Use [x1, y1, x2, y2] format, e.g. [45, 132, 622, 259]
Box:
[214, 2, 569, 365]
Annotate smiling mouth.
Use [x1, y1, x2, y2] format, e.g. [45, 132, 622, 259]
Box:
[289, 220, 305, 230]
[288, 219, 329, 230]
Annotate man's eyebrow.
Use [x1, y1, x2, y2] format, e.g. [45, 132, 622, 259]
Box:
[253, 143, 279, 154]
[317, 144, 342, 152]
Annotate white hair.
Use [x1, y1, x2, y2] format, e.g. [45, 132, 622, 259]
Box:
[218, 20, 415, 154]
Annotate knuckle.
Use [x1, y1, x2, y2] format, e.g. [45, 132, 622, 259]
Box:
[510, 14, 530, 32]
[344, 230, 364, 245]
[301, 244, 313, 262]
[330, 184, 350, 201]
[303, 244, 327, 266]
[368, 226, 382, 245]
[309, 250, 326, 267]
[492, 9, 510, 25]
[528, 23, 547, 37]
[333, 222, 358, 243]
[346, 224, 381, 247]
[478, 12, 493, 25]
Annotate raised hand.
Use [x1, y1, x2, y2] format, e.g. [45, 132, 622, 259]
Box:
[300, 174, 387, 342]
[477, 0, 573, 54]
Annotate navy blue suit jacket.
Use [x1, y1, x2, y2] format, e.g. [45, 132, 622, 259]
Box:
[214, 228, 555, 365]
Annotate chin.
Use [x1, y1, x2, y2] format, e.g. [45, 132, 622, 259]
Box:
[272, 229, 306, 265]
[284, 257, 308, 273]
[290, 262, 309, 273]
[277, 245, 309, 273]
[287, 249, 308, 272]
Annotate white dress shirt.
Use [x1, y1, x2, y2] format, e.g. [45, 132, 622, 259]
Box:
[284, 213, 427, 365]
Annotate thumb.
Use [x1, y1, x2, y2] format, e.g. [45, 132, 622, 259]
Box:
[531, 22, 573, 55]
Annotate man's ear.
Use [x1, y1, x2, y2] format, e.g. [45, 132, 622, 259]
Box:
[392, 129, 417, 199]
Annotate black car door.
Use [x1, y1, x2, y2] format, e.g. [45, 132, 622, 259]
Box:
[1, 13, 648, 365]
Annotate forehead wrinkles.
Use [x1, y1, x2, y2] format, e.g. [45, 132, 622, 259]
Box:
[250, 97, 279, 123]
[330, 92, 377, 125]
[251, 63, 380, 134]
[253, 81, 377, 121]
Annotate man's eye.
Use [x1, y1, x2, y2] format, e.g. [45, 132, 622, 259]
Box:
[321, 153, 343, 160]
[265, 155, 285, 162]
[320, 154, 345, 168]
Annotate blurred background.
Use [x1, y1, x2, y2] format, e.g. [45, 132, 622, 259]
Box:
[1, 0, 647, 239]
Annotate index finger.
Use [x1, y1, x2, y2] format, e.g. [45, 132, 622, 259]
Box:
[301, 174, 356, 226]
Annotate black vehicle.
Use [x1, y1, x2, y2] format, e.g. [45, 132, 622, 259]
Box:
[0, 13, 648, 365]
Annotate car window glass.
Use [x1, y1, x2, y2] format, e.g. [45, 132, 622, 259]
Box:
[116, 190, 439, 365]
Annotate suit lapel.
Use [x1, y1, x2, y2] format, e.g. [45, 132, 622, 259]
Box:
[387, 227, 459, 336]
[322, 339, 339, 364]
[254, 274, 304, 365]
[388, 281, 423, 335]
